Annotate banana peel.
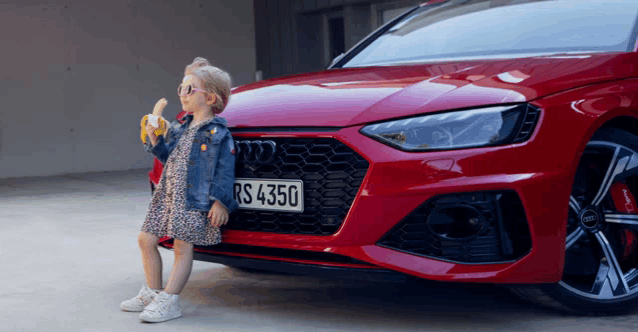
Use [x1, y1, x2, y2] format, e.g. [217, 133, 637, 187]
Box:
[140, 115, 170, 144]
[141, 98, 169, 144]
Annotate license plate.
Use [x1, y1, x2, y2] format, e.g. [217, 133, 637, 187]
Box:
[233, 178, 304, 212]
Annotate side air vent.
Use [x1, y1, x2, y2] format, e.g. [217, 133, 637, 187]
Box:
[512, 105, 541, 143]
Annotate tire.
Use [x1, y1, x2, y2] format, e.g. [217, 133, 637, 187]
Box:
[510, 127, 638, 315]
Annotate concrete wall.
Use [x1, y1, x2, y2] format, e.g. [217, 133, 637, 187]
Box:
[0, 0, 256, 179]
[255, 0, 421, 80]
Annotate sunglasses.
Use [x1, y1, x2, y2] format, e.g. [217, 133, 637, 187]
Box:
[177, 84, 207, 96]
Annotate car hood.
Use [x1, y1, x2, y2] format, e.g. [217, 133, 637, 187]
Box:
[224, 53, 637, 128]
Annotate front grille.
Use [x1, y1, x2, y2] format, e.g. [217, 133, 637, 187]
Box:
[227, 137, 369, 235]
[377, 191, 532, 263]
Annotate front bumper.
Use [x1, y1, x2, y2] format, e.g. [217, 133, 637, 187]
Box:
[159, 239, 413, 282]
[159, 109, 575, 284]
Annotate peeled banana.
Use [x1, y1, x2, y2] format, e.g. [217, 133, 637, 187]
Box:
[140, 115, 170, 144]
[140, 98, 169, 144]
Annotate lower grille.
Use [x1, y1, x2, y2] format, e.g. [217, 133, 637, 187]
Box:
[377, 191, 532, 263]
[227, 137, 369, 235]
[189, 241, 376, 266]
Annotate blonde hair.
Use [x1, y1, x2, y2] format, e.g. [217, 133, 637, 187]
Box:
[184, 57, 232, 114]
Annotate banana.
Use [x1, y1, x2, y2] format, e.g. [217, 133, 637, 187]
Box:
[140, 116, 170, 144]
[141, 98, 169, 144]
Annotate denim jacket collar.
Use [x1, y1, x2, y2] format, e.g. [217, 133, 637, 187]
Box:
[183, 114, 228, 128]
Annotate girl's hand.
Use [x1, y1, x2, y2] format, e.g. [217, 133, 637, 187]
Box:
[146, 98, 168, 146]
[208, 201, 229, 227]
[145, 122, 159, 145]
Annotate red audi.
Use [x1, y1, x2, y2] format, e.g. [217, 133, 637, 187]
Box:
[152, 0, 638, 314]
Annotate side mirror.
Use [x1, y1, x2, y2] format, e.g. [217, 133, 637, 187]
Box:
[328, 53, 345, 69]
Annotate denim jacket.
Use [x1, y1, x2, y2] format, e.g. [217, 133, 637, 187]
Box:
[144, 114, 238, 214]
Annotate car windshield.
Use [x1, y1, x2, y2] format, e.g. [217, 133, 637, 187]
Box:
[341, 0, 638, 68]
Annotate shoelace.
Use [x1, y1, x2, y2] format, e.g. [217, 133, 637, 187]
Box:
[137, 288, 155, 305]
[139, 293, 152, 305]
[155, 300, 172, 315]
[138, 291, 159, 310]
[145, 294, 175, 315]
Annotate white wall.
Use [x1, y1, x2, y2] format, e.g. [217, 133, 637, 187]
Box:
[0, 0, 256, 179]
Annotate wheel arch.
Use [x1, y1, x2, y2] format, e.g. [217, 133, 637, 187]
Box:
[542, 110, 638, 272]
[598, 115, 638, 138]
[565, 112, 638, 195]
[565, 113, 638, 216]
[510, 113, 638, 315]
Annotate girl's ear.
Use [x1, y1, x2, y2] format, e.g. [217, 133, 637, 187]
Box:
[207, 93, 217, 105]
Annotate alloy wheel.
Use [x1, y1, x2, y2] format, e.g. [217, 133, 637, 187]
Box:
[559, 140, 638, 300]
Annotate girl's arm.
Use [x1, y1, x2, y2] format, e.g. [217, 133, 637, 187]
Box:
[142, 98, 174, 163]
[143, 119, 181, 164]
[209, 133, 239, 214]
[144, 133, 171, 163]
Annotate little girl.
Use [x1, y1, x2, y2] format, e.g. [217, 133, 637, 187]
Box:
[121, 57, 238, 323]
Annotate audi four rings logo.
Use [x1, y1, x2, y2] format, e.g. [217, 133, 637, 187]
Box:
[235, 140, 277, 165]
[583, 215, 597, 222]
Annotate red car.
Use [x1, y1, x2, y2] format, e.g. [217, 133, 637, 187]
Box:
[153, 0, 638, 314]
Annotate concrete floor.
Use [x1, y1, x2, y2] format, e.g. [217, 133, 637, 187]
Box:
[1, 169, 638, 331]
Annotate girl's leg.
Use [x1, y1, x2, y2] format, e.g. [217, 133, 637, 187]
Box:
[164, 238, 194, 294]
[138, 232, 163, 289]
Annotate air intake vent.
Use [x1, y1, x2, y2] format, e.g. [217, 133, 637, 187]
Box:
[377, 191, 532, 264]
[512, 105, 540, 143]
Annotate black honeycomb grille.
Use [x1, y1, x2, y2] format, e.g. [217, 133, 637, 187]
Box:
[377, 191, 532, 263]
[227, 137, 369, 235]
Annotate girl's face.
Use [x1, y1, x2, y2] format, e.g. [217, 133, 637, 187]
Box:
[179, 75, 216, 114]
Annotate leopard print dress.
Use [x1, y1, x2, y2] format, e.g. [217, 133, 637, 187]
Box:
[141, 119, 221, 246]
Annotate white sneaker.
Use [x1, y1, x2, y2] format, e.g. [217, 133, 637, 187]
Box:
[120, 284, 160, 312]
[139, 291, 182, 323]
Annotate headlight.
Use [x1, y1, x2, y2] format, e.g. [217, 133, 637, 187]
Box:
[359, 104, 538, 151]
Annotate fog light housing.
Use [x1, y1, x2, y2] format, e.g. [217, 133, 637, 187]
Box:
[377, 191, 532, 263]
[427, 204, 488, 240]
